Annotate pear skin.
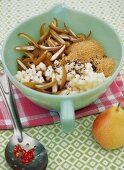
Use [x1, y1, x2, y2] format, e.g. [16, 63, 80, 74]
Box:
[92, 106, 124, 149]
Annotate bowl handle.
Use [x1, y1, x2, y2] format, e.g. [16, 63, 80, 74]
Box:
[60, 100, 75, 133]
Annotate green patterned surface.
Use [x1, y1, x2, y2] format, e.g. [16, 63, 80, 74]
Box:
[0, 116, 124, 170]
[0, 0, 124, 169]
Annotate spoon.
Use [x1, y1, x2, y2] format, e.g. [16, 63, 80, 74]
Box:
[0, 61, 48, 170]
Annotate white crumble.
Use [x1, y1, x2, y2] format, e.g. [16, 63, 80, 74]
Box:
[15, 59, 107, 94]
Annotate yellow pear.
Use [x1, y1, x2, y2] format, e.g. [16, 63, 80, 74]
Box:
[92, 104, 124, 149]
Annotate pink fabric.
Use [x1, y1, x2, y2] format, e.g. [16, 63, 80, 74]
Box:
[0, 73, 124, 129]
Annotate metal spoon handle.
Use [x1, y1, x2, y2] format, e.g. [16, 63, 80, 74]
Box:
[0, 77, 23, 142]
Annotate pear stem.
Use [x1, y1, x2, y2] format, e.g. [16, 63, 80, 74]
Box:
[116, 103, 120, 111]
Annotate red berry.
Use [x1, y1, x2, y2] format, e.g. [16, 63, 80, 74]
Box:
[21, 159, 25, 163]
[24, 152, 28, 157]
[25, 159, 30, 163]
[13, 144, 35, 164]
[14, 147, 18, 152]
[22, 149, 26, 155]
[15, 152, 20, 158]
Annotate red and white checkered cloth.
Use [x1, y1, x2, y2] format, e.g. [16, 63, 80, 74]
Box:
[0, 73, 124, 129]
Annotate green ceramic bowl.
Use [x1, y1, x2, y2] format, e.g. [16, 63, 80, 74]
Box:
[2, 4, 123, 133]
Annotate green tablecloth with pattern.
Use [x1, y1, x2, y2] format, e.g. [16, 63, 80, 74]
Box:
[0, 0, 124, 169]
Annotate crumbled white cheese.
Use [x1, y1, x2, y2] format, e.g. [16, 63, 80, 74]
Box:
[45, 65, 54, 81]
[36, 62, 46, 71]
[15, 64, 45, 83]
[15, 59, 106, 94]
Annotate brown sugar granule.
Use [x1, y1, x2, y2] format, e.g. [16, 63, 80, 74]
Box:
[92, 58, 115, 77]
[66, 40, 105, 63]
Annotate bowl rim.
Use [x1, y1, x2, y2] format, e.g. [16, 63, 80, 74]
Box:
[2, 4, 123, 99]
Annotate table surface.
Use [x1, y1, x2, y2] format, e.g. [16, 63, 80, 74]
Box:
[0, 0, 124, 170]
